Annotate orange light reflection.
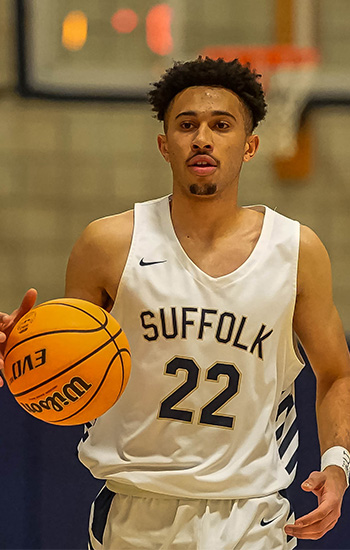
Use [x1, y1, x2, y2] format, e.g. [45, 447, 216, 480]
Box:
[146, 4, 173, 56]
[62, 11, 88, 51]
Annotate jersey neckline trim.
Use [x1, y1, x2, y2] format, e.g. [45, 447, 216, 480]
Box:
[159, 195, 274, 287]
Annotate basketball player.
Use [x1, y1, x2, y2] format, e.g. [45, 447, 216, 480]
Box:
[1, 57, 350, 549]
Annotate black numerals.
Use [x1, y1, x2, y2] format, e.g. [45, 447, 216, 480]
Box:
[158, 357, 199, 422]
[199, 363, 240, 428]
[158, 357, 241, 429]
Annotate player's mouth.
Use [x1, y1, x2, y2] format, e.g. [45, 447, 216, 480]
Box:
[187, 154, 218, 176]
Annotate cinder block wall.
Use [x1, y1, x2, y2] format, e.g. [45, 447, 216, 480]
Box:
[0, 0, 349, 331]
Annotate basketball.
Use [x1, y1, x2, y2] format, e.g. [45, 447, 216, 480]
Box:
[3, 298, 131, 426]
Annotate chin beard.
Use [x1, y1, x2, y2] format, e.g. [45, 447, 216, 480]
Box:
[189, 183, 217, 196]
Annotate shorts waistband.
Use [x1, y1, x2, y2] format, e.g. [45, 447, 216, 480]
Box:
[106, 480, 194, 500]
[105, 480, 288, 502]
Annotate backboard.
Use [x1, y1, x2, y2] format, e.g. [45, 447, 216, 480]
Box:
[16, 0, 350, 177]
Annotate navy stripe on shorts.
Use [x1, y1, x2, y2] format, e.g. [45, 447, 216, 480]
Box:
[91, 486, 115, 545]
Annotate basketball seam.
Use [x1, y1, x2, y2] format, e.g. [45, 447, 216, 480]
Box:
[4, 325, 108, 360]
[35, 301, 107, 321]
[11, 328, 124, 398]
[49, 348, 130, 424]
[100, 316, 128, 399]
[5, 302, 111, 360]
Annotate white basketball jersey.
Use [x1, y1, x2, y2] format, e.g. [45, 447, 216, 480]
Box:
[78, 195, 304, 499]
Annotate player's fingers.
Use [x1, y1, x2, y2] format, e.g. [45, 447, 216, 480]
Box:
[0, 312, 19, 340]
[293, 499, 334, 528]
[4, 289, 38, 329]
[285, 499, 340, 540]
[0, 290, 37, 360]
[0, 358, 4, 387]
[14, 288, 37, 322]
[285, 513, 339, 540]
[0, 313, 11, 329]
[0, 311, 19, 331]
[285, 505, 330, 536]
[301, 471, 326, 492]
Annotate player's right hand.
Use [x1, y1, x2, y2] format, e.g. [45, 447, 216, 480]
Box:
[0, 288, 37, 387]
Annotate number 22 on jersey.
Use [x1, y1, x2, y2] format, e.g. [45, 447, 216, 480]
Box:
[158, 357, 241, 429]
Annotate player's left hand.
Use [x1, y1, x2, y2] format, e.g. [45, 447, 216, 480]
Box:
[284, 466, 348, 540]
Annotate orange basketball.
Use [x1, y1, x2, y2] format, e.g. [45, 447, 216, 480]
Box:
[3, 298, 131, 425]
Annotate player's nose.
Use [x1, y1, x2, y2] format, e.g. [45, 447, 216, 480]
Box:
[191, 124, 213, 151]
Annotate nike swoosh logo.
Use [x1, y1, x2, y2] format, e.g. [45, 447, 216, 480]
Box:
[260, 515, 282, 527]
[139, 258, 167, 266]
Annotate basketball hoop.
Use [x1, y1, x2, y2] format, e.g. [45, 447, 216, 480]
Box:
[201, 45, 320, 160]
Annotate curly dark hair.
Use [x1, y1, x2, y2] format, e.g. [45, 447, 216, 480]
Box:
[148, 56, 267, 133]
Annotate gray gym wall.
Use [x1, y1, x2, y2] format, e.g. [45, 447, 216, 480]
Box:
[0, 0, 349, 331]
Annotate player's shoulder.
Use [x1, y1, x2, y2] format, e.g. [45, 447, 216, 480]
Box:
[299, 224, 330, 260]
[69, 209, 134, 268]
[83, 209, 134, 248]
[88, 209, 134, 236]
[297, 224, 332, 294]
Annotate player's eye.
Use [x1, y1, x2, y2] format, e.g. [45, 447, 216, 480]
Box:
[216, 121, 230, 130]
[180, 121, 195, 130]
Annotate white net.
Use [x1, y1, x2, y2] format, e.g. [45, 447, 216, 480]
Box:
[257, 65, 319, 159]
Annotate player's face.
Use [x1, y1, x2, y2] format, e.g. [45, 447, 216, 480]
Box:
[158, 86, 259, 197]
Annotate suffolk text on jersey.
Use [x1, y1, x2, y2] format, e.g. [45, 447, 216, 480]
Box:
[140, 306, 273, 360]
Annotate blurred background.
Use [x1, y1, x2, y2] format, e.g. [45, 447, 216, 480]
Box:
[0, 0, 349, 548]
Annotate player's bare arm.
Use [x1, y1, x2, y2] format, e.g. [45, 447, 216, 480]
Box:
[0, 211, 133, 387]
[65, 209, 134, 309]
[286, 225, 350, 540]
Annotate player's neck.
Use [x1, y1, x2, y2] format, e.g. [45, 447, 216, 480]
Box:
[169, 189, 242, 243]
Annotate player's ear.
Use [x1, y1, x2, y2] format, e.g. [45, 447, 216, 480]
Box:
[243, 134, 259, 162]
[157, 134, 170, 163]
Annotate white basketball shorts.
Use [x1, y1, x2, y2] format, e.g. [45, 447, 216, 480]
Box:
[88, 485, 297, 550]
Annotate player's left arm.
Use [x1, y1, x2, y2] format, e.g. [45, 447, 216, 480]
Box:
[285, 225, 350, 541]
